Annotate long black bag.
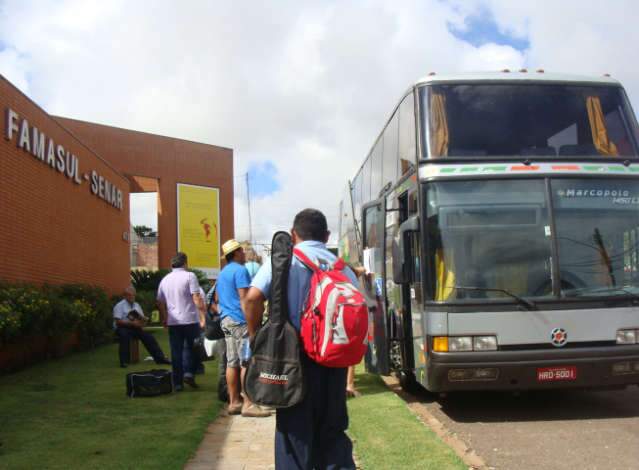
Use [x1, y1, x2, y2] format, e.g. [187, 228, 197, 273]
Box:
[245, 231, 305, 408]
[126, 369, 172, 397]
[204, 283, 225, 341]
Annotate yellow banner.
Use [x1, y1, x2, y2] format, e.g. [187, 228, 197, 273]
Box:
[177, 184, 220, 276]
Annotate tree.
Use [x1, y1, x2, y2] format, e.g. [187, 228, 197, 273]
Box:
[133, 225, 156, 237]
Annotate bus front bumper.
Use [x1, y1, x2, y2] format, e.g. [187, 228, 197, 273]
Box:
[427, 345, 639, 392]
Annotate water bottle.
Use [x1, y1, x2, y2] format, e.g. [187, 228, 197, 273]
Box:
[240, 337, 252, 365]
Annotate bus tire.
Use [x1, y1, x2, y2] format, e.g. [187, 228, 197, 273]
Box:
[398, 370, 419, 394]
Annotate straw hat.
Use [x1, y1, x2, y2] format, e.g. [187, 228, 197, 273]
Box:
[222, 239, 242, 257]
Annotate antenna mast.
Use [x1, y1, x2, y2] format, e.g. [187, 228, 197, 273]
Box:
[246, 172, 253, 245]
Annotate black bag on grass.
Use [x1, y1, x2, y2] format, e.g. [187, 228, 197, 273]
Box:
[126, 369, 172, 397]
[245, 231, 305, 408]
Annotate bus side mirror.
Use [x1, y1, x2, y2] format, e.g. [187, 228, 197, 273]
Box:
[392, 216, 419, 284]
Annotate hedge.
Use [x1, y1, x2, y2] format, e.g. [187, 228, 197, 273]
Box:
[0, 283, 112, 350]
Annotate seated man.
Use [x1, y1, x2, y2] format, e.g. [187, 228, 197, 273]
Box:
[113, 286, 171, 368]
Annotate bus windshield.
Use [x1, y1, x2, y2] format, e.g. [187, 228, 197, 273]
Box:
[421, 84, 639, 158]
[425, 178, 639, 303]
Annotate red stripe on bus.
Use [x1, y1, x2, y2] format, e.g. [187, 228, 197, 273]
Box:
[511, 165, 540, 171]
[551, 165, 580, 170]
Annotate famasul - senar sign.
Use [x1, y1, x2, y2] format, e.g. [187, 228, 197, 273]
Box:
[5, 108, 123, 210]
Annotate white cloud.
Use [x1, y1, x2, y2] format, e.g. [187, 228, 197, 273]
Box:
[0, 47, 30, 95]
[2, 0, 638, 250]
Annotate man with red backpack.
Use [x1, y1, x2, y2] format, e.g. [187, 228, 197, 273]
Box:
[245, 208, 359, 470]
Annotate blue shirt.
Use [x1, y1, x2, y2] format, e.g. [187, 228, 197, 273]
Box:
[251, 240, 358, 330]
[245, 261, 261, 280]
[217, 261, 252, 323]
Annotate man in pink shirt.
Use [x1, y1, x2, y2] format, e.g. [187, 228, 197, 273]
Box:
[157, 252, 206, 391]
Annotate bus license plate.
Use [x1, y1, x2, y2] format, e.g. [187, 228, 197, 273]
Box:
[537, 366, 577, 382]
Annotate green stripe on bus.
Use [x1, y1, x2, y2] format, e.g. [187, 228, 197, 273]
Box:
[460, 167, 479, 172]
[583, 166, 605, 171]
[439, 168, 457, 173]
[483, 166, 508, 172]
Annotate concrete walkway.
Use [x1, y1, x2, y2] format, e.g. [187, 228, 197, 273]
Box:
[184, 410, 276, 470]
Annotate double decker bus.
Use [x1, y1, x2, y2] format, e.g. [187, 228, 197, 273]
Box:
[338, 71, 639, 392]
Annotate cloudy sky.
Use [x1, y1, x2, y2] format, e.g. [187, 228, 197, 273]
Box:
[2, 0, 638, 248]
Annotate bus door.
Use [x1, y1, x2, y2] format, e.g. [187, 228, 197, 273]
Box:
[386, 192, 416, 379]
[362, 199, 389, 375]
[390, 190, 423, 390]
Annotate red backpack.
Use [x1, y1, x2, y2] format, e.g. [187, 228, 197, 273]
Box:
[294, 248, 368, 368]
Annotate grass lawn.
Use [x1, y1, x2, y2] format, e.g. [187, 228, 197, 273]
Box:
[0, 328, 222, 469]
[347, 366, 465, 470]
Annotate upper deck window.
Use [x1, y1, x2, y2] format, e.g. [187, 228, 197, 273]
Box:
[421, 84, 639, 158]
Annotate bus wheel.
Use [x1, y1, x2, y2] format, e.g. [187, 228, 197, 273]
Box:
[398, 370, 419, 394]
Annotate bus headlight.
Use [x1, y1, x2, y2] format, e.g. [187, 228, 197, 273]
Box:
[473, 336, 498, 351]
[449, 337, 473, 351]
[616, 329, 638, 344]
[433, 335, 499, 352]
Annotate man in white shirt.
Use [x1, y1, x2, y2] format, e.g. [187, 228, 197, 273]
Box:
[113, 285, 170, 368]
[157, 252, 206, 391]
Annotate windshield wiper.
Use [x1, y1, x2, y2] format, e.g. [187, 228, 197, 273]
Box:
[449, 286, 537, 310]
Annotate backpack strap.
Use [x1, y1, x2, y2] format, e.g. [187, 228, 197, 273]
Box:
[293, 248, 321, 273]
[207, 282, 217, 316]
[293, 248, 346, 273]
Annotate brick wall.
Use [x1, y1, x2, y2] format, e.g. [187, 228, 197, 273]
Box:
[0, 75, 130, 294]
[56, 116, 234, 271]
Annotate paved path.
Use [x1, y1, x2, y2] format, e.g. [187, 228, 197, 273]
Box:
[184, 410, 276, 470]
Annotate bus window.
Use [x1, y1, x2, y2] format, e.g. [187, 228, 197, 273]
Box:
[363, 203, 384, 297]
[422, 84, 639, 158]
[425, 179, 553, 301]
[371, 137, 383, 200]
[362, 156, 372, 204]
[352, 170, 363, 221]
[399, 92, 416, 176]
[408, 190, 418, 215]
[383, 111, 399, 188]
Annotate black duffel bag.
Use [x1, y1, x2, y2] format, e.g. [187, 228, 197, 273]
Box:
[205, 312, 225, 340]
[204, 283, 225, 341]
[126, 369, 172, 397]
[245, 231, 305, 409]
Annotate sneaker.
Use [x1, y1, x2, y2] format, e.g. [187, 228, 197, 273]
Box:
[174, 385, 184, 392]
[228, 403, 242, 415]
[241, 404, 271, 418]
[184, 376, 199, 389]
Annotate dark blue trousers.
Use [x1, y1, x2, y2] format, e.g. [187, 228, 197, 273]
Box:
[168, 323, 199, 386]
[275, 356, 355, 470]
[115, 327, 165, 366]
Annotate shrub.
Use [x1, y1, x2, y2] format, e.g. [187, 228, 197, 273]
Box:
[131, 268, 211, 293]
[0, 301, 21, 345]
[0, 283, 112, 349]
[0, 285, 52, 344]
[49, 285, 112, 348]
[132, 290, 158, 321]
[130, 269, 170, 292]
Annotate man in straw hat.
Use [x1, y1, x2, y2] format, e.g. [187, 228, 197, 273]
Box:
[218, 239, 270, 417]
